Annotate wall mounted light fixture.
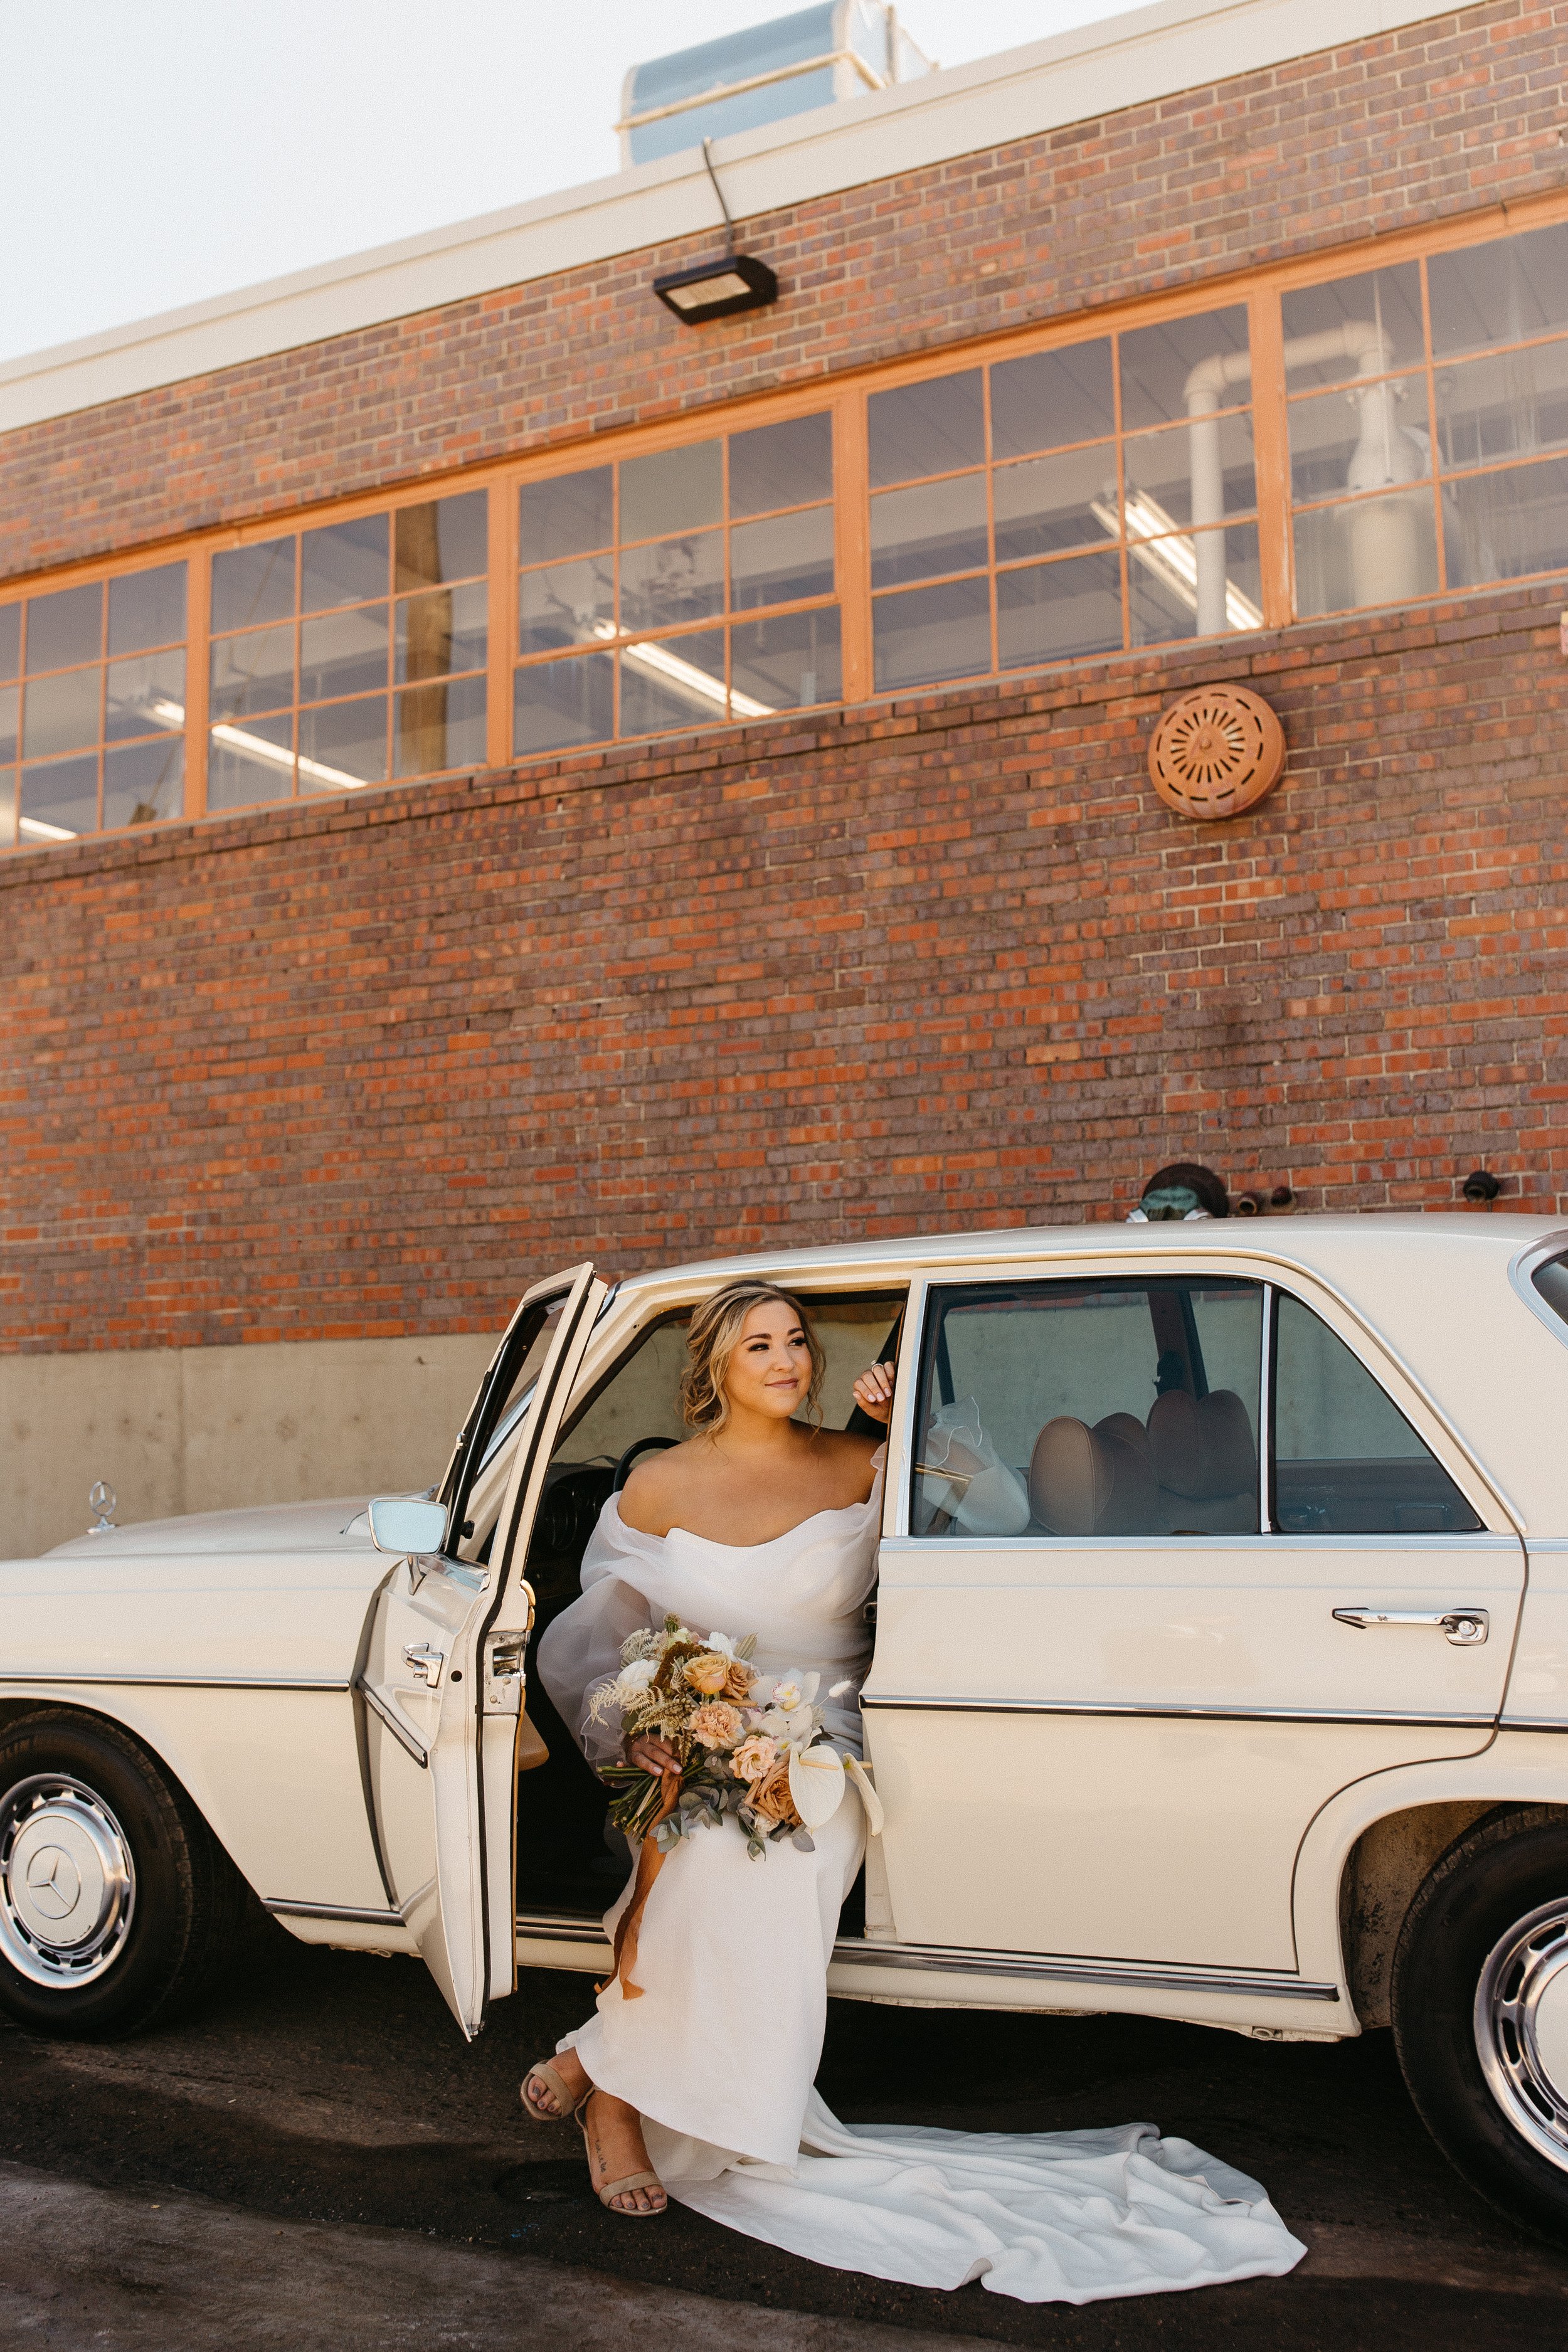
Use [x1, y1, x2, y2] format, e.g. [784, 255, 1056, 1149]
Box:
[654, 139, 778, 325]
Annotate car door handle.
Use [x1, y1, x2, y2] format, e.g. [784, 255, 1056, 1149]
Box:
[1332, 1607, 1489, 1647]
[403, 1642, 446, 1686]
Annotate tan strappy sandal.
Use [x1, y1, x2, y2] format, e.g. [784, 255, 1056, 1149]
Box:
[519, 2057, 579, 2124]
[577, 2086, 667, 2217]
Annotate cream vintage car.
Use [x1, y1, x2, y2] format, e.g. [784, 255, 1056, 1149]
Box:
[6, 1216, 1568, 2238]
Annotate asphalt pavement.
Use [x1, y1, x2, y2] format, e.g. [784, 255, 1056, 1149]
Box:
[3, 1912, 1567, 2350]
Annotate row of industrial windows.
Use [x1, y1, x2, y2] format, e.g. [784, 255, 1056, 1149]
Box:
[3, 209, 1565, 850]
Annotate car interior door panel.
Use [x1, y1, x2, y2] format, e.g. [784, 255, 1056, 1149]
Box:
[862, 1268, 1523, 1973]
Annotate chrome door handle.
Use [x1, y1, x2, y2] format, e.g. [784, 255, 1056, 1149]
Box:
[1333, 1607, 1489, 1647]
[403, 1642, 446, 1686]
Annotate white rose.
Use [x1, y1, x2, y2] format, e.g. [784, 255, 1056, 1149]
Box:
[613, 1659, 655, 1700]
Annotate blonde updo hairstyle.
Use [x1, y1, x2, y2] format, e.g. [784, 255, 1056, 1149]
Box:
[679, 1279, 827, 1436]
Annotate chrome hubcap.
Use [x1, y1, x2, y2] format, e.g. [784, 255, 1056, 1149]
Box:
[0, 1774, 136, 1988]
[1475, 1898, 1568, 2172]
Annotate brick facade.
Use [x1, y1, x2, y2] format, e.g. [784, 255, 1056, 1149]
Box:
[3, 0, 1567, 1359]
[5, 576, 1563, 1352]
[0, 0, 1562, 581]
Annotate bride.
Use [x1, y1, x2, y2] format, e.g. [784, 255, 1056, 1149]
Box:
[530, 1279, 1305, 2304]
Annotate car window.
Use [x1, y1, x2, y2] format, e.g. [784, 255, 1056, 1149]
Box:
[1531, 1251, 1568, 1331]
[911, 1278, 1263, 1537]
[1271, 1293, 1481, 1534]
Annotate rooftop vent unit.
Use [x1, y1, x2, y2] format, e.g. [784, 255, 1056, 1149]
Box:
[619, 2, 934, 169]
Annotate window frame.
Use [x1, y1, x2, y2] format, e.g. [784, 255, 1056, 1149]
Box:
[4, 186, 1566, 855]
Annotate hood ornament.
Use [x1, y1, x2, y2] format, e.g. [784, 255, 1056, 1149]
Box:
[87, 1481, 118, 1534]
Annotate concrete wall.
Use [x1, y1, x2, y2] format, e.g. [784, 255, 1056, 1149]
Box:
[0, 1332, 495, 1557]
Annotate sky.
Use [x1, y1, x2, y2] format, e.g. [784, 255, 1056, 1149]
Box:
[0, 0, 1131, 365]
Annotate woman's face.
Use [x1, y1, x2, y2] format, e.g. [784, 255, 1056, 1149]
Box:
[723, 1300, 812, 1423]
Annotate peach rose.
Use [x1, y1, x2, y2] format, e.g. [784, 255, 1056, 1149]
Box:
[688, 1702, 743, 1751]
[723, 1658, 757, 1703]
[683, 1651, 731, 1695]
[748, 1761, 800, 1827]
[731, 1734, 780, 1783]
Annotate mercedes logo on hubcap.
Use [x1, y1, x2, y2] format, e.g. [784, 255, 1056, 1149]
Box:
[23, 1844, 82, 1920]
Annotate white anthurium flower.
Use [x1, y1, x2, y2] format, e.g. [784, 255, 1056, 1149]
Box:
[788, 1743, 845, 1830]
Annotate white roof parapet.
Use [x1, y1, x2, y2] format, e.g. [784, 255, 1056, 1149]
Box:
[0, 0, 1456, 438]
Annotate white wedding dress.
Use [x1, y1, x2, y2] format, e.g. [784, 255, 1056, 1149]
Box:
[535, 1454, 1306, 2306]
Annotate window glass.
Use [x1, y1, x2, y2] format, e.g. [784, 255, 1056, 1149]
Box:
[869, 474, 988, 588]
[515, 415, 839, 753]
[300, 515, 388, 613]
[729, 412, 832, 515]
[209, 509, 485, 807]
[1271, 1293, 1481, 1534]
[990, 341, 1115, 460]
[868, 372, 985, 486]
[1428, 221, 1568, 359]
[997, 551, 1123, 669]
[620, 441, 722, 541]
[394, 491, 487, 591]
[1280, 263, 1425, 391]
[6, 562, 188, 846]
[1130, 522, 1263, 643]
[872, 576, 990, 692]
[107, 563, 186, 657]
[1293, 495, 1438, 620]
[911, 1278, 1262, 1539]
[1119, 306, 1250, 431]
[1434, 339, 1568, 470]
[993, 446, 1118, 563]
[519, 468, 613, 563]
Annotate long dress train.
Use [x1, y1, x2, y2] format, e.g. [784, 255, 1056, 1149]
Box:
[535, 1459, 1306, 2306]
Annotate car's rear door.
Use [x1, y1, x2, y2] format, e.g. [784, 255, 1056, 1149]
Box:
[863, 1261, 1522, 1975]
[358, 1262, 606, 2035]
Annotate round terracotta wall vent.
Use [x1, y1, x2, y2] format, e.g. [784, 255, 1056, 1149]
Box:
[1148, 684, 1286, 821]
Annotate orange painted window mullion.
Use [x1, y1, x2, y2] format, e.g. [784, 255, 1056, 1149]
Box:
[1248, 287, 1292, 631]
[833, 384, 872, 704]
[184, 544, 212, 818]
[487, 478, 517, 770]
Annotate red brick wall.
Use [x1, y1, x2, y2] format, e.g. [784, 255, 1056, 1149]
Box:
[2, 0, 1564, 580]
[4, 578, 1563, 1353]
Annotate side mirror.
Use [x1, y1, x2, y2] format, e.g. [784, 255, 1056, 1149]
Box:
[367, 1496, 449, 1558]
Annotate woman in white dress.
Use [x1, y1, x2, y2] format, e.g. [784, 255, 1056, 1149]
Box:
[529, 1281, 1306, 2306]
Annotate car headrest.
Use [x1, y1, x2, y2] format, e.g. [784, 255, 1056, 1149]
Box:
[1094, 1412, 1150, 1457]
[1029, 1416, 1158, 1536]
[1147, 1388, 1258, 1499]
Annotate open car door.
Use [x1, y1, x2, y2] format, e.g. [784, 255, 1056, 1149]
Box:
[358, 1261, 607, 2037]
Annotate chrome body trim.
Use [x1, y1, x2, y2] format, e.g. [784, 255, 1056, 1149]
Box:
[354, 1674, 428, 1766]
[263, 1899, 404, 1926]
[0, 1672, 350, 1691]
[829, 1937, 1340, 2000]
[859, 1693, 1495, 1727]
[1501, 1717, 1568, 1734]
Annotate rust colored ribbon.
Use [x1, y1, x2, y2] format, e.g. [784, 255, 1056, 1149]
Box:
[600, 1767, 680, 2001]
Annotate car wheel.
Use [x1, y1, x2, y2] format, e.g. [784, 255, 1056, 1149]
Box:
[0, 1708, 246, 2039]
[1394, 1803, 1568, 2245]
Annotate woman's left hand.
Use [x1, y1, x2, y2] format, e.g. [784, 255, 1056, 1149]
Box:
[852, 1361, 897, 1424]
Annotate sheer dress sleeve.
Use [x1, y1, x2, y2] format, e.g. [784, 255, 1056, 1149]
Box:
[535, 1498, 663, 1767]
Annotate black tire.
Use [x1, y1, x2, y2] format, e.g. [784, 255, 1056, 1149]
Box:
[0, 1708, 247, 2039]
[1394, 1803, 1568, 2245]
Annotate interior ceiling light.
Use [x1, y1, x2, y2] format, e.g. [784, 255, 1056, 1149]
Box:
[654, 139, 778, 326]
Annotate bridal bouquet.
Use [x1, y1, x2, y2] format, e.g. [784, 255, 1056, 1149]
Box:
[591, 1616, 852, 1860]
